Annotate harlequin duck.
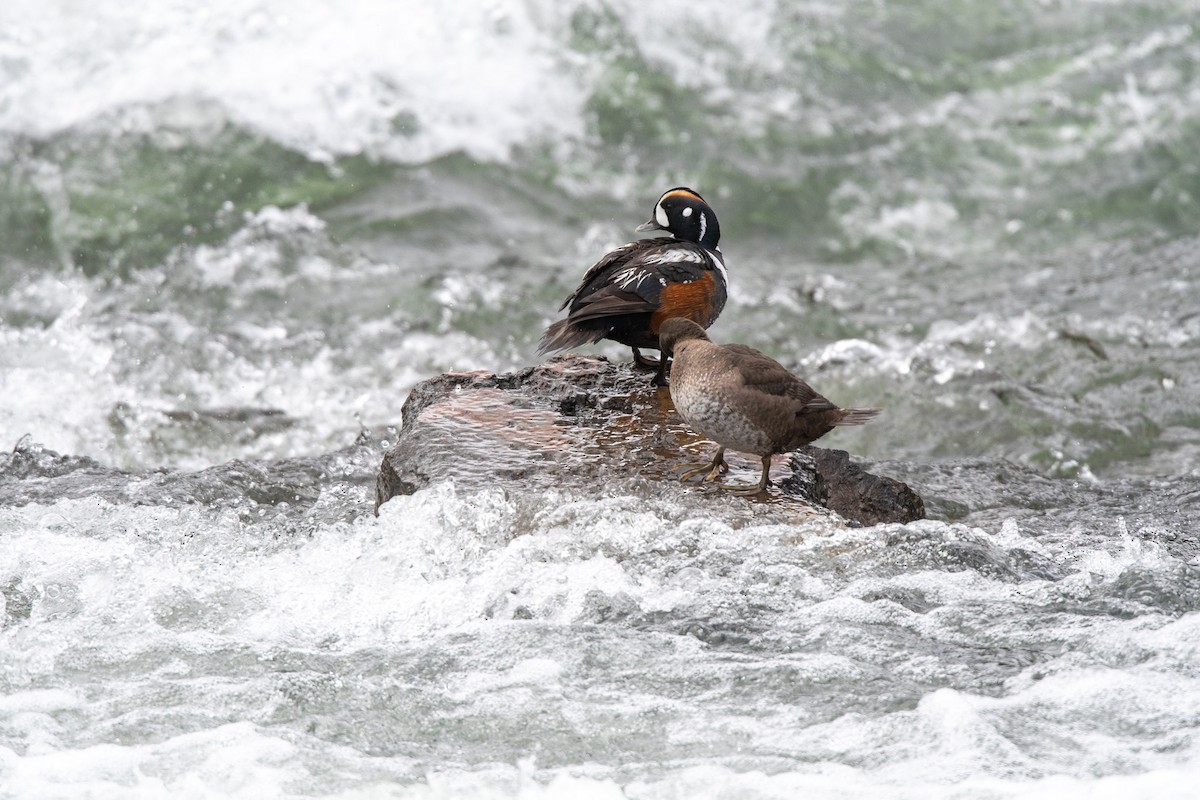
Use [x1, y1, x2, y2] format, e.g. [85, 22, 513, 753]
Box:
[538, 187, 728, 386]
[658, 317, 880, 495]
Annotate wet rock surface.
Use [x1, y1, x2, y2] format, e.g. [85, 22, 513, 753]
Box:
[375, 355, 926, 527]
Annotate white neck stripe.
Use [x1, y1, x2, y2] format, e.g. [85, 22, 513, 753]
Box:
[707, 249, 728, 287]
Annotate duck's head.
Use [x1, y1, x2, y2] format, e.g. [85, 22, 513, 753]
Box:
[657, 317, 711, 358]
[636, 187, 720, 250]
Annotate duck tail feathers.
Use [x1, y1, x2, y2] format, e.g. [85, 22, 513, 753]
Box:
[834, 407, 881, 426]
[537, 319, 603, 354]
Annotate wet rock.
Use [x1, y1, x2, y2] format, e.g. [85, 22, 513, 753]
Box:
[794, 447, 926, 528]
[375, 355, 925, 526]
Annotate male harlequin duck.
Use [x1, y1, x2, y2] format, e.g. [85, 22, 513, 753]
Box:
[538, 187, 728, 386]
[658, 317, 880, 495]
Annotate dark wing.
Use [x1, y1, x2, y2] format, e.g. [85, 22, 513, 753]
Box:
[722, 344, 838, 411]
[566, 288, 657, 323]
[563, 238, 711, 312]
[538, 242, 666, 353]
[559, 239, 663, 311]
[540, 239, 715, 354]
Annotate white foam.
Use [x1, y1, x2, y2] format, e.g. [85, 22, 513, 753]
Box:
[624, 762, 1200, 800]
[0, 0, 825, 169]
[797, 311, 1052, 384]
[2, 493, 1199, 797]
[0, 203, 519, 469]
[0, 276, 130, 460]
[0, 0, 586, 163]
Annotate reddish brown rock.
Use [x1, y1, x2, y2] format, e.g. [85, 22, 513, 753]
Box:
[375, 355, 924, 526]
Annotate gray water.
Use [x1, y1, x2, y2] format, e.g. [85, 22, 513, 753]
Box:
[2, 1, 1199, 797]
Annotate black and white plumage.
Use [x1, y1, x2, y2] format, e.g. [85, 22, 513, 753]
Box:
[538, 187, 729, 386]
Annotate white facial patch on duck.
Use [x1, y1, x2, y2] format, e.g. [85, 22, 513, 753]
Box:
[655, 203, 669, 228]
[682, 207, 693, 218]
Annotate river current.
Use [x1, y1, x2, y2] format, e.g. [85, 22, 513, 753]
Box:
[2, 1, 1199, 797]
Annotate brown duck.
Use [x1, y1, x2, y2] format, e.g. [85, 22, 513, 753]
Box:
[657, 317, 880, 495]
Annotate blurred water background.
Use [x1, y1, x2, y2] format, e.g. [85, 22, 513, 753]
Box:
[2, 1, 1199, 797]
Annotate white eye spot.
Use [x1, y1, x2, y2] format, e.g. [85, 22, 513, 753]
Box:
[655, 204, 669, 228]
[682, 207, 693, 218]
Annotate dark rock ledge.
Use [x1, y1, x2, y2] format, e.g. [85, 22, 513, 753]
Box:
[375, 355, 924, 527]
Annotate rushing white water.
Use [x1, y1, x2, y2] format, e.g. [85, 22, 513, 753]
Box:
[2, 489, 1198, 798]
[3, 0, 1200, 797]
[0, 0, 589, 163]
[0, 205, 503, 470]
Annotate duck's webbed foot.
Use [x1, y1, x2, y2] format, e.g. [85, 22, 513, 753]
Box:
[718, 456, 772, 496]
[631, 347, 660, 369]
[678, 447, 728, 482]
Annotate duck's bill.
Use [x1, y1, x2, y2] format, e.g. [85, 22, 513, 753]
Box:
[635, 219, 665, 233]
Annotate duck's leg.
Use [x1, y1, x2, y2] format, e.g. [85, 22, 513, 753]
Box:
[720, 455, 772, 496]
[678, 446, 727, 482]
[631, 347, 659, 369]
[632, 347, 670, 386]
[652, 354, 670, 387]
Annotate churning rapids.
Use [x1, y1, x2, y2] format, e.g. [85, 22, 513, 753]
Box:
[2, 1, 1199, 798]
